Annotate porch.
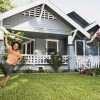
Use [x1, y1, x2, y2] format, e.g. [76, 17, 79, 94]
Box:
[22, 54, 100, 69]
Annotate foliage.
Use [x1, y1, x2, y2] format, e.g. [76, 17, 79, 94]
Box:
[74, 68, 79, 72]
[87, 67, 100, 75]
[86, 68, 93, 75]
[24, 68, 33, 73]
[46, 52, 64, 72]
[38, 67, 45, 73]
[7, 30, 24, 46]
[61, 69, 70, 73]
[0, 0, 16, 13]
[0, 63, 4, 74]
[0, 0, 24, 45]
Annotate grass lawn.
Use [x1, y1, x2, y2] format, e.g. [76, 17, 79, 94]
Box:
[0, 73, 100, 100]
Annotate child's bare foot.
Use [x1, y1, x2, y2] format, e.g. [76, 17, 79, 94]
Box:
[1, 83, 7, 88]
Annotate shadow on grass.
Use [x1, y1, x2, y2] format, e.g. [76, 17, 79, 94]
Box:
[0, 74, 30, 91]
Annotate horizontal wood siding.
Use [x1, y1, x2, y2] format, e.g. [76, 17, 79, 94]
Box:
[3, 14, 72, 35]
[35, 38, 46, 55]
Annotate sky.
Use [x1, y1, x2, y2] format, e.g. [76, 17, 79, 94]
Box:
[12, 0, 100, 24]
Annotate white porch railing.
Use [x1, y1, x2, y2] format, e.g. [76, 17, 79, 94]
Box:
[22, 54, 100, 69]
[76, 56, 100, 69]
[22, 54, 68, 65]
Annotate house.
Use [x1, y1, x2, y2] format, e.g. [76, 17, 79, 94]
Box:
[0, 0, 100, 71]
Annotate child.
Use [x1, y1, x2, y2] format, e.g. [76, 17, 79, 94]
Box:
[1, 35, 22, 87]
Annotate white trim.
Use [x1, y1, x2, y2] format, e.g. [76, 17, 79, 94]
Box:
[68, 35, 72, 45]
[45, 39, 59, 42]
[75, 40, 77, 56]
[70, 29, 77, 34]
[45, 0, 90, 38]
[0, 26, 34, 40]
[72, 29, 78, 42]
[23, 39, 35, 44]
[84, 21, 97, 31]
[39, 3, 45, 18]
[46, 40, 48, 55]
[0, 0, 43, 20]
[25, 44, 27, 54]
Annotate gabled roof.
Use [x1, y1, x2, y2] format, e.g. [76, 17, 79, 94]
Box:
[67, 11, 89, 28]
[84, 21, 99, 31]
[0, 0, 90, 38]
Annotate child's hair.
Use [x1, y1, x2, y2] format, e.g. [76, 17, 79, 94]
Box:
[11, 41, 21, 50]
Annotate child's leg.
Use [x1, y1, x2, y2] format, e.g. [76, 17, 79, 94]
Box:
[3, 74, 10, 86]
[1, 65, 14, 87]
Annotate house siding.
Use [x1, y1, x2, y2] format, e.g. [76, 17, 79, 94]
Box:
[18, 65, 68, 71]
[0, 41, 5, 63]
[34, 38, 66, 55]
[35, 38, 46, 55]
[3, 14, 72, 35]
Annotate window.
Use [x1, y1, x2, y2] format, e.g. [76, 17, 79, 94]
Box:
[75, 40, 99, 56]
[85, 43, 99, 56]
[22, 41, 35, 54]
[46, 39, 59, 55]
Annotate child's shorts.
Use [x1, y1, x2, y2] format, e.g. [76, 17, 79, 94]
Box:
[3, 63, 15, 75]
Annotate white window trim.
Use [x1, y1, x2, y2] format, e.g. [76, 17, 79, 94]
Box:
[22, 39, 35, 45]
[45, 39, 59, 55]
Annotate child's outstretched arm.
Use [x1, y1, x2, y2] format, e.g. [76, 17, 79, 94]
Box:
[4, 34, 10, 48]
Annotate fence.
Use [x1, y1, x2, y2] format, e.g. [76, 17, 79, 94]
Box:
[22, 54, 68, 65]
[76, 56, 100, 69]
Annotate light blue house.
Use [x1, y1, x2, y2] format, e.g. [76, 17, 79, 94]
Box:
[0, 0, 100, 71]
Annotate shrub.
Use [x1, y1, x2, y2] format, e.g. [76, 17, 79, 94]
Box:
[86, 68, 93, 75]
[38, 67, 45, 73]
[74, 68, 79, 72]
[87, 67, 100, 76]
[46, 52, 65, 72]
[24, 68, 33, 73]
[61, 69, 70, 73]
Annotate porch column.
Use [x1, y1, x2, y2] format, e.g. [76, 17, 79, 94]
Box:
[0, 20, 5, 63]
[67, 35, 77, 70]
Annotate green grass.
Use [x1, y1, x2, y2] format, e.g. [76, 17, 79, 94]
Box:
[0, 73, 100, 100]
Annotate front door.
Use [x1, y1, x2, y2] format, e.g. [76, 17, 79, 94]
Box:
[75, 40, 85, 56]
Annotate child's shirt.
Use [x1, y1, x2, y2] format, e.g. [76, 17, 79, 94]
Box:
[6, 47, 22, 66]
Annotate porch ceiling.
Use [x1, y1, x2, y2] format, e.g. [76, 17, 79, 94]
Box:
[24, 31, 67, 39]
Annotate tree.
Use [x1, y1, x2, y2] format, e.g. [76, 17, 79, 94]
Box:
[0, 0, 15, 13]
[0, 0, 24, 44]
